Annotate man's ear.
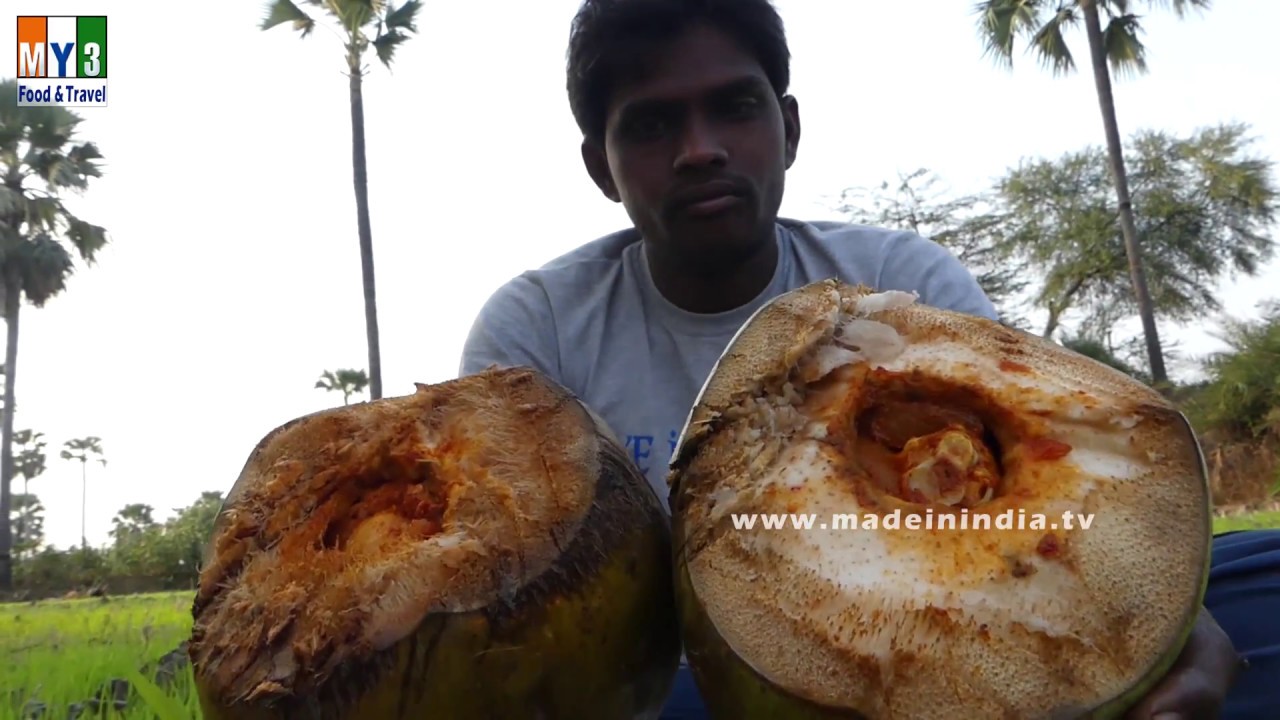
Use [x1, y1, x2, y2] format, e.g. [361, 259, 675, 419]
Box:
[780, 95, 801, 169]
[581, 139, 620, 202]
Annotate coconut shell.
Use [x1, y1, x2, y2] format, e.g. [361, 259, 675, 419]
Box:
[668, 279, 1211, 719]
[189, 366, 681, 719]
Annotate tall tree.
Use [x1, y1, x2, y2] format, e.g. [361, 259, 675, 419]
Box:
[836, 168, 1032, 327]
[156, 490, 224, 579]
[261, 0, 424, 401]
[110, 502, 162, 575]
[315, 367, 369, 405]
[990, 123, 1275, 350]
[111, 503, 158, 541]
[60, 436, 105, 548]
[0, 81, 109, 589]
[12, 429, 46, 559]
[974, 0, 1212, 385]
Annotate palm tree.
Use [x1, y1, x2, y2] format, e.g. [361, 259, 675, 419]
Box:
[973, 0, 1210, 386]
[261, 0, 423, 402]
[12, 429, 46, 558]
[0, 82, 109, 588]
[315, 367, 370, 405]
[60, 436, 105, 548]
[13, 430, 46, 502]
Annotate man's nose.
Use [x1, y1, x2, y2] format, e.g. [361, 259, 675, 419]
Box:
[673, 117, 727, 170]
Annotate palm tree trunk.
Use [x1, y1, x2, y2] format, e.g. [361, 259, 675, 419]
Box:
[0, 279, 20, 590]
[1081, 1, 1167, 386]
[348, 66, 383, 401]
[80, 460, 87, 548]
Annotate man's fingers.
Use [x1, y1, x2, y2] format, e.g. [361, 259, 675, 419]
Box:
[1126, 669, 1220, 720]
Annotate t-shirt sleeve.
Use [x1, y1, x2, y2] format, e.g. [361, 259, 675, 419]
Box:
[878, 231, 1000, 322]
[458, 275, 562, 380]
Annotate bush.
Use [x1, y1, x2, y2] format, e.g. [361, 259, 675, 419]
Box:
[1185, 301, 1280, 442]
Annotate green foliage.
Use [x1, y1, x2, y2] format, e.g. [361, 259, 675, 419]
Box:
[315, 367, 370, 405]
[0, 80, 110, 307]
[16, 545, 109, 589]
[1, 82, 111, 589]
[1058, 334, 1151, 384]
[835, 123, 1277, 356]
[837, 169, 1034, 329]
[260, 0, 423, 73]
[14, 429, 47, 487]
[59, 435, 104, 466]
[2, 592, 199, 719]
[11, 492, 44, 556]
[991, 122, 1277, 338]
[126, 667, 193, 720]
[973, 0, 1211, 78]
[12, 490, 224, 591]
[1184, 301, 1280, 441]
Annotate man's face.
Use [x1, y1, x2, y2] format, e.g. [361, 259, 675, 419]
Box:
[582, 23, 800, 276]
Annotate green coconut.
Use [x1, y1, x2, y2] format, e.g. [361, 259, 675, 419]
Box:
[667, 279, 1211, 719]
[188, 366, 680, 719]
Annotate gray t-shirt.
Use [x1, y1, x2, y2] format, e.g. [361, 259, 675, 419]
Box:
[458, 218, 999, 512]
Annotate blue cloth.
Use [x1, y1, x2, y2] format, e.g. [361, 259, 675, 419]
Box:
[659, 664, 708, 719]
[1208, 529, 1280, 720]
[660, 529, 1280, 719]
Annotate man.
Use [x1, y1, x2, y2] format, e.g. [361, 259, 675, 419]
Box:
[460, 0, 1277, 717]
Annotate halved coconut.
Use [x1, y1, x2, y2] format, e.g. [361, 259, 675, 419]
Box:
[668, 279, 1211, 720]
[189, 366, 680, 719]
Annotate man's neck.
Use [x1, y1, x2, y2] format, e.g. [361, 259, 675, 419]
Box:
[644, 229, 779, 314]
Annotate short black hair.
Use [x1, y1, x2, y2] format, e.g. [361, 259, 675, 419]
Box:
[566, 0, 791, 142]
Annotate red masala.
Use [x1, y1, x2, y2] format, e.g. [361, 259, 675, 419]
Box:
[1036, 533, 1061, 558]
[999, 359, 1031, 373]
[1026, 437, 1072, 461]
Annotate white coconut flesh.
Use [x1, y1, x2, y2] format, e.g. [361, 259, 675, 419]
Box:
[192, 369, 603, 702]
[671, 281, 1211, 719]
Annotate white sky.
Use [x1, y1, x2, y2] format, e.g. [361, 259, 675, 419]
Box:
[4, 0, 1277, 550]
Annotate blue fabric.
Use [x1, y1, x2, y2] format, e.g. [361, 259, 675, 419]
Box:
[1207, 529, 1280, 720]
[659, 664, 708, 719]
[659, 529, 1280, 719]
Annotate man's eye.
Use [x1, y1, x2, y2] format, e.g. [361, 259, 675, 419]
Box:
[723, 95, 761, 117]
[622, 115, 668, 140]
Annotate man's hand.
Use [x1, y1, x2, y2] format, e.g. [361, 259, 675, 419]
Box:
[1123, 608, 1244, 719]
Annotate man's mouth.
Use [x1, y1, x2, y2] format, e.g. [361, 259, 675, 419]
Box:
[684, 193, 743, 216]
[670, 181, 746, 218]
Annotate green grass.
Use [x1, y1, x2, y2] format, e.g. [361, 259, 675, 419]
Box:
[1214, 509, 1280, 534]
[2, 510, 1278, 719]
[1, 591, 200, 719]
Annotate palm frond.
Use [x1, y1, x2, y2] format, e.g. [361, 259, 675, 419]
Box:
[23, 107, 81, 151]
[13, 232, 73, 307]
[372, 30, 410, 68]
[974, 0, 1046, 67]
[332, 0, 379, 33]
[0, 187, 20, 219]
[63, 217, 108, 265]
[66, 142, 104, 180]
[1029, 4, 1081, 75]
[371, 1, 420, 69]
[22, 195, 62, 232]
[1102, 13, 1149, 77]
[383, 0, 421, 33]
[260, 0, 316, 37]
